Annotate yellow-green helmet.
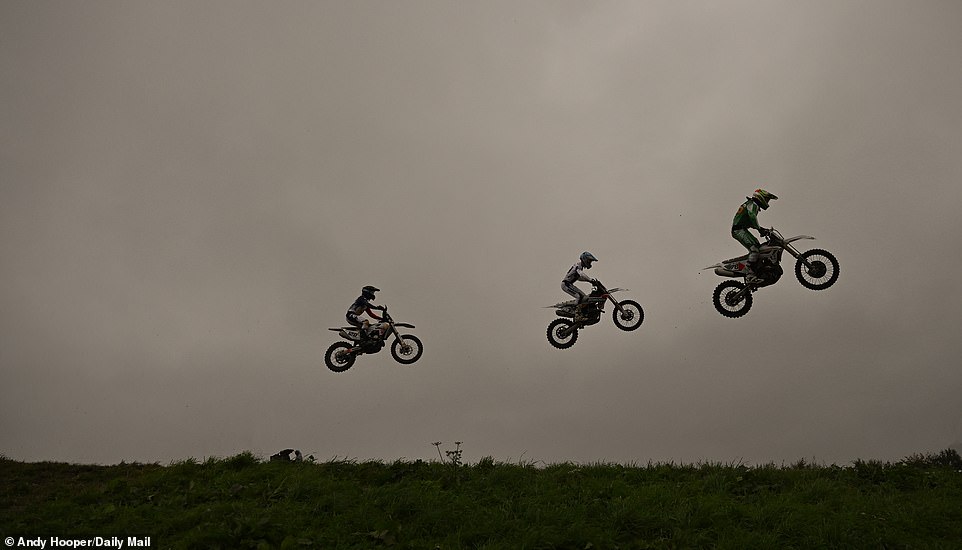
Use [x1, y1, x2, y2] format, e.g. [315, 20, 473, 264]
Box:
[752, 189, 778, 210]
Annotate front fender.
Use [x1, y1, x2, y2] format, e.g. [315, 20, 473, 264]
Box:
[394, 322, 415, 329]
[783, 235, 815, 244]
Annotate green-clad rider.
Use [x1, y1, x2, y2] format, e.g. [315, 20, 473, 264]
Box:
[731, 189, 778, 280]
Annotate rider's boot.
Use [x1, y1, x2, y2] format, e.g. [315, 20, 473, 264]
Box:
[745, 247, 763, 285]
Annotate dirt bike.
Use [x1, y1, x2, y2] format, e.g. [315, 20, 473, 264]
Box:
[544, 281, 644, 349]
[324, 307, 423, 372]
[704, 227, 839, 318]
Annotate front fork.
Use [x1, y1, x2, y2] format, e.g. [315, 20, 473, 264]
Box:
[390, 325, 414, 353]
[608, 294, 626, 314]
[783, 241, 823, 272]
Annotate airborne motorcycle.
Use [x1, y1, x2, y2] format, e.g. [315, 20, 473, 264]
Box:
[704, 227, 839, 318]
[545, 281, 644, 349]
[324, 307, 423, 372]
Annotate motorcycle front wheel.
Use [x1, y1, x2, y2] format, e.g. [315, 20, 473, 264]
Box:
[391, 335, 423, 364]
[612, 299, 644, 331]
[713, 281, 753, 318]
[547, 318, 578, 349]
[795, 249, 839, 290]
[324, 342, 357, 373]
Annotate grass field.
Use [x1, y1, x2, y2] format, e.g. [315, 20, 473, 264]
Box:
[2, 449, 961, 549]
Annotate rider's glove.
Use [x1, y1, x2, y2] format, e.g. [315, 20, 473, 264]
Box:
[758, 227, 770, 237]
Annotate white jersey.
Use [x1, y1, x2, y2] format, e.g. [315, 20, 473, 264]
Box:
[563, 262, 594, 285]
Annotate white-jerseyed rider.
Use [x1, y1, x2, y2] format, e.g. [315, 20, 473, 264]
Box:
[346, 285, 385, 340]
[561, 252, 599, 315]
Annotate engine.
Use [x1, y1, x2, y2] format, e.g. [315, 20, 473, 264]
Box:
[757, 263, 784, 287]
[360, 339, 385, 353]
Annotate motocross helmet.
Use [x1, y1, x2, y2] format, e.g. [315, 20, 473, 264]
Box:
[361, 285, 379, 300]
[580, 251, 598, 268]
[751, 189, 778, 210]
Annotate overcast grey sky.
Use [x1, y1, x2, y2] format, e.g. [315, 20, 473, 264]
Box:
[2, 0, 961, 466]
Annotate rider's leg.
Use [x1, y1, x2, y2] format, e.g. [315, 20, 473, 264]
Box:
[346, 313, 367, 339]
[562, 281, 590, 318]
[562, 281, 586, 305]
[732, 228, 760, 253]
[732, 229, 761, 274]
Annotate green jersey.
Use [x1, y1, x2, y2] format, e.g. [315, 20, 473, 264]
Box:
[732, 199, 761, 230]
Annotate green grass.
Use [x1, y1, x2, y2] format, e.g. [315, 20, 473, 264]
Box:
[2, 450, 961, 549]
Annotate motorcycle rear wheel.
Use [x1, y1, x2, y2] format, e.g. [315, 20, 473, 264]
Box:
[547, 318, 578, 349]
[795, 249, 839, 290]
[325, 342, 357, 372]
[713, 281, 753, 318]
[612, 299, 644, 331]
[391, 335, 423, 364]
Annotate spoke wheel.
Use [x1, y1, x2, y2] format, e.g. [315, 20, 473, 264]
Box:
[324, 342, 357, 372]
[391, 335, 423, 364]
[612, 300, 644, 331]
[547, 318, 578, 349]
[713, 280, 753, 318]
[795, 249, 839, 290]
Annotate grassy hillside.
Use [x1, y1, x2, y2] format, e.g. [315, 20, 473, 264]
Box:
[2, 450, 961, 549]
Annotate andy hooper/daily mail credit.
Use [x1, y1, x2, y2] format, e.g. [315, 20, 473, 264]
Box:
[5, 537, 151, 548]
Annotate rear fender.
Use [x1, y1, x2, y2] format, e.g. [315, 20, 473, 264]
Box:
[715, 257, 750, 277]
[328, 327, 359, 341]
[704, 253, 750, 271]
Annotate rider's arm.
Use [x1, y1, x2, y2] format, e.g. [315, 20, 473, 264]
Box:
[366, 305, 384, 320]
[746, 206, 761, 231]
[575, 266, 597, 284]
